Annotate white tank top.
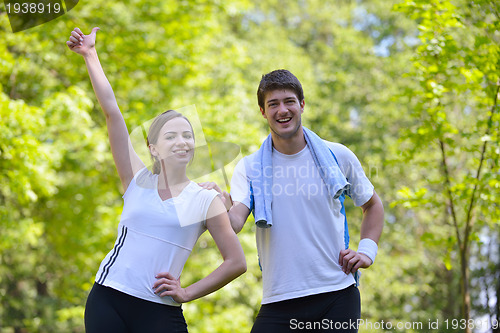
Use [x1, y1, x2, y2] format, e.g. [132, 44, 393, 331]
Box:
[95, 167, 218, 306]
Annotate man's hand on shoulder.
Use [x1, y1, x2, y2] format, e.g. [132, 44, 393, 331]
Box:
[197, 181, 233, 212]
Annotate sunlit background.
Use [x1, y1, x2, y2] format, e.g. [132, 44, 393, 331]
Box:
[1, 0, 499, 332]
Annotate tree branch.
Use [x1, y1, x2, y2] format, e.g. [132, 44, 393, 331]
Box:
[464, 81, 500, 247]
[439, 139, 462, 249]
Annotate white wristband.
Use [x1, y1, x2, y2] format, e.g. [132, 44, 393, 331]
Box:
[357, 238, 378, 264]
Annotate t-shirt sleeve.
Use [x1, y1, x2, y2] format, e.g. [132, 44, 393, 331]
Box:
[202, 188, 223, 228]
[122, 166, 151, 199]
[326, 142, 374, 207]
[230, 157, 252, 209]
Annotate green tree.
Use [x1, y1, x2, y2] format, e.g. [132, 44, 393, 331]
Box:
[3, 0, 497, 332]
[394, 0, 500, 330]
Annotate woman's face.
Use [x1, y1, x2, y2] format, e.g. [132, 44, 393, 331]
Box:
[149, 117, 195, 166]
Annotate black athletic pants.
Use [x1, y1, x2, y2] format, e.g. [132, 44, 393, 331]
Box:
[84, 283, 188, 333]
[251, 285, 361, 333]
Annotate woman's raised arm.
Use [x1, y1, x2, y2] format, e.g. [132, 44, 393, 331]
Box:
[67, 27, 144, 190]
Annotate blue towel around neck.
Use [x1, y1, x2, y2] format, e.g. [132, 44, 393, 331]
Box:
[245, 127, 350, 228]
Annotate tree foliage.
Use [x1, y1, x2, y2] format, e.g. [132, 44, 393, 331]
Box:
[1, 0, 498, 332]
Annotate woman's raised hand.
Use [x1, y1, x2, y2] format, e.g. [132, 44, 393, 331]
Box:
[66, 27, 100, 56]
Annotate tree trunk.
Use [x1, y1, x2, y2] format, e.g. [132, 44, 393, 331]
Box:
[460, 244, 472, 333]
[494, 238, 500, 333]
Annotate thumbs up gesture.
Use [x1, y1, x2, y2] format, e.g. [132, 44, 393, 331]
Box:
[67, 27, 100, 56]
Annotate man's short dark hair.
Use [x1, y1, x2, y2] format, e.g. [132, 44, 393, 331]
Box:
[257, 69, 304, 109]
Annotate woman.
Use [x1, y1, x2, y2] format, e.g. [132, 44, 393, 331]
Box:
[67, 27, 246, 333]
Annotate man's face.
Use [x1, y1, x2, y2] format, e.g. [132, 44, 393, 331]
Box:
[261, 89, 305, 140]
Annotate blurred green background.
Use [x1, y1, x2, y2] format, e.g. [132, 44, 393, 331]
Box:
[0, 0, 499, 332]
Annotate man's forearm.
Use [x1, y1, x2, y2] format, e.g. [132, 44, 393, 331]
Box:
[227, 203, 250, 234]
[360, 191, 384, 243]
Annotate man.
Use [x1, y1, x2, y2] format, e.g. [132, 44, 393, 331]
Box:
[219, 69, 383, 332]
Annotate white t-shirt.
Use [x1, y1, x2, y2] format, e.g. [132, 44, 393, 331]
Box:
[231, 141, 374, 304]
[95, 167, 218, 306]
